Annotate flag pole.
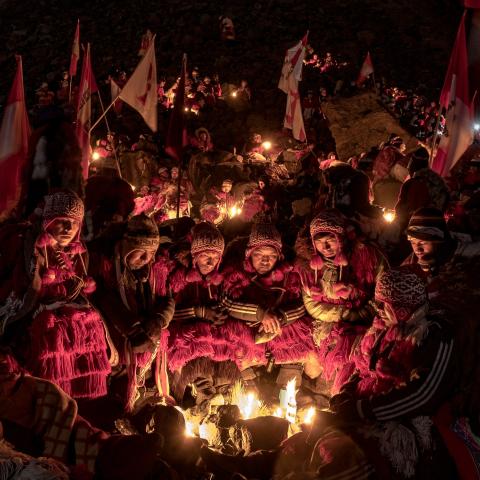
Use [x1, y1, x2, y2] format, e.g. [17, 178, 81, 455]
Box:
[68, 77, 73, 103]
[429, 107, 443, 166]
[89, 95, 119, 135]
[96, 89, 122, 178]
[371, 70, 378, 95]
[176, 53, 188, 220]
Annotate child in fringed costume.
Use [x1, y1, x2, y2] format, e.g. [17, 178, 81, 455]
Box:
[0, 190, 110, 400]
[221, 220, 320, 390]
[153, 222, 242, 402]
[299, 209, 387, 394]
[89, 214, 174, 411]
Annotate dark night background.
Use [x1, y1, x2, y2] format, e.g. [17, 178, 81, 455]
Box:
[0, 0, 464, 129]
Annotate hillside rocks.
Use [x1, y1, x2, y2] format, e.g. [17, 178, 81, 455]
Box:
[323, 92, 417, 159]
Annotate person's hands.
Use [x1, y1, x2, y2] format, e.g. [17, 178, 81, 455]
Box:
[195, 306, 228, 325]
[259, 311, 282, 335]
[342, 304, 375, 325]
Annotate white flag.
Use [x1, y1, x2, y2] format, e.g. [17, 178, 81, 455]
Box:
[278, 33, 308, 94]
[119, 36, 157, 131]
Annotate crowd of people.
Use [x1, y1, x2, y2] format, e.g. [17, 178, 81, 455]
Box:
[1, 36, 480, 480]
[380, 84, 442, 142]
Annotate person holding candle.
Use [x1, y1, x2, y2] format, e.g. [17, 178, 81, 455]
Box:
[299, 209, 387, 395]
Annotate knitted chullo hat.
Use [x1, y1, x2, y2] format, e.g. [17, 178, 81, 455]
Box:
[309, 209, 353, 268]
[406, 207, 450, 242]
[245, 221, 282, 259]
[36, 190, 85, 249]
[123, 214, 160, 250]
[375, 268, 427, 323]
[42, 190, 84, 227]
[190, 222, 225, 257]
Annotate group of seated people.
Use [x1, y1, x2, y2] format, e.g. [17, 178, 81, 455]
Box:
[0, 185, 479, 478]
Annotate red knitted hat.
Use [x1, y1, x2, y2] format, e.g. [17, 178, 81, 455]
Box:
[246, 221, 282, 258]
[190, 222, 225, 257]
[42, 190, 84, 226]
[375, 268, 427, 322]
[309, 209, 353, 267]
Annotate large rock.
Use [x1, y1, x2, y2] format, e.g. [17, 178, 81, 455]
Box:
[322, 92, 418, 159]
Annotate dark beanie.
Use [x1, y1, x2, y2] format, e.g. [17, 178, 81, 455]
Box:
[406, 207, 450, 242]
[408, 147, 429, 173]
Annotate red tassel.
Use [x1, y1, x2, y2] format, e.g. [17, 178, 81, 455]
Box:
[69, 242, 86, 255]
[270, 268, 285, 282]
[310, 255, 324, 270]
[42, 268, 58, 284]
[334, 250, 349, 267]
[36, 232, 55, 248]
[209, 271, 223, 286]
[83, 277, 96, 294]
[185, 268, 202, 283]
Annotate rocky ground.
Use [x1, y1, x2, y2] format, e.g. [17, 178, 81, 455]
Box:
[324, 92, 417, 159]
[0, 0, 462, 149]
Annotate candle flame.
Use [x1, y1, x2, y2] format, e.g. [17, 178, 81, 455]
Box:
[279, 378, 298, 423]
[383, 210, 395, 223]
[229, 205, 242, 217]
[274, 407, 283, 417]
[303, 406, 316, 425]
[185, 420, 195, 437]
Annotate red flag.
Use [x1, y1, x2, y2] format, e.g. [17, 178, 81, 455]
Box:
[357, 52, 374, 86]
[165, 54, 188, 162]
[465, 0, 480, 7]
[76, 44, 98, 179]
[279, 35, 307, 141]
[432, 12, 473, 176]
[278, 33, 308, 93]
[110, 78, 123, 114]
[0, 56, 31, 220]
[69, 19, 80, 77]
[119, 36, 157, 131]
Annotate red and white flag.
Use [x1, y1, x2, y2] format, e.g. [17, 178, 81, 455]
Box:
[76, 43, 98, 179]
[0, 56, 31, 220]
[119, 36, 157, 131]
[357, 52, 374, 86]
[69, 19, 80, 77]
[279, 34, 308, 142]
[278, 32, 308, 93]
[110, 78, 123, 114]
[432, 12, 473, 176]
[283, 75, 306, 142]
[165, 54, 188, 162]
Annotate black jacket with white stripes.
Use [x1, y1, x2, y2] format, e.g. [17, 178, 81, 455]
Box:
[356, 320, 458, 422]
